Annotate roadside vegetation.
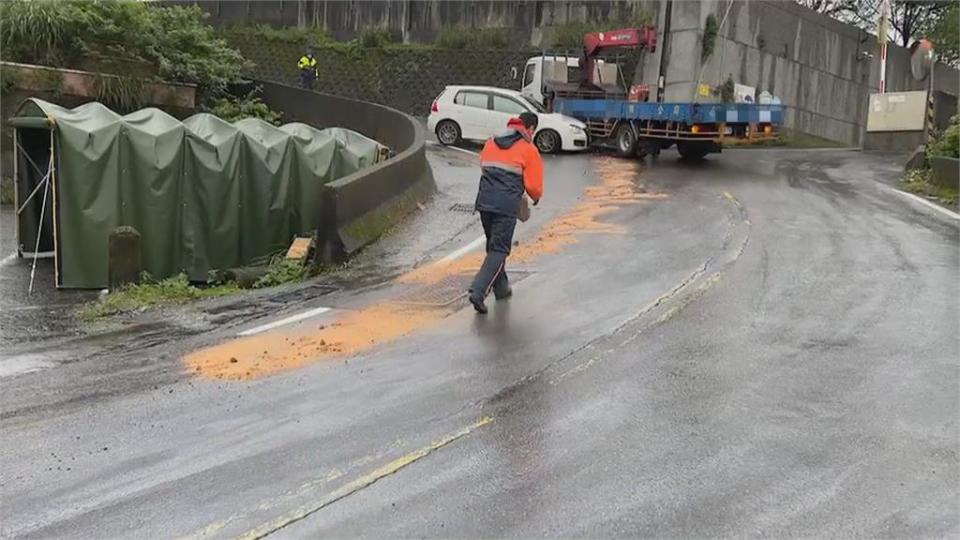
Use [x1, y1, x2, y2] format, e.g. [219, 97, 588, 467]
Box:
[252, 256, 310, 289]
[903, 168, 957, 206]
[78, 254, 313, 320]
[902, 114, 959, 207]
[77, 274, 241, 320]
[219, 24, 514, 51]
[0, 0, 245, 96]
[0, 0, 281, 122]
[207, 88, 283, 125]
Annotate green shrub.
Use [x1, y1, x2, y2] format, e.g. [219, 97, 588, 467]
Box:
[208, 88, 283, 125]
[77, 273, 240, 319]
[0, 0, 246, 95]
[252, 256, 309, 289]
[719, 75, 735, 103]
[92, 73, 144, 112]
[929, 114, 959, 159]
[902, 166, 958, 206]
[702, 14, 719, 60]
[0, 0, 90, 65]
[356, 28, 394, 49]
[139, 4, 248, 94]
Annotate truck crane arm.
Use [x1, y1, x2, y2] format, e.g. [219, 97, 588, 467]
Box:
[580, 26, 657, 90]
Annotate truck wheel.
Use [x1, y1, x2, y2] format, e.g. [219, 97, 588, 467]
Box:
[677, 141, 709, 162]
[435, 120, 461, 146]
[615, 124, 637, 158]
[534, 130, 561, 154]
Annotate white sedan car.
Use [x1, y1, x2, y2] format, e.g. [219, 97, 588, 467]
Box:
[427, 85, 588, 154]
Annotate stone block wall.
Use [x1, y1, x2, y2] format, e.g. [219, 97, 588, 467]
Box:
[235, 40, 535, 117]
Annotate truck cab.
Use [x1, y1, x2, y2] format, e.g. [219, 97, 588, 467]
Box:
[520, 56, 622, 107]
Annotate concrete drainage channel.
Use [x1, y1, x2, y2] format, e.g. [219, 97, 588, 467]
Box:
[202, 284, 340, 327]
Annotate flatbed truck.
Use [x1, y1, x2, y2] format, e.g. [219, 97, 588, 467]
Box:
[520, 27, 784, 160]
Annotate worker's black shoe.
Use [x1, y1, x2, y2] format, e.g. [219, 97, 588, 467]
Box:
[494, 285, 512, 300]
[469, 293, 488, 314]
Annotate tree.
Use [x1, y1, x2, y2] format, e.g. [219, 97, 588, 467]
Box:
[927, 2, 959, 65]
[796, 0, 951, 48]
[891, 1, 949, 48]
[795, 0, 861, 18]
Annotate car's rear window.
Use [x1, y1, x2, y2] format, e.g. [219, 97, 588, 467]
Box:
[454, 91, 489, 109]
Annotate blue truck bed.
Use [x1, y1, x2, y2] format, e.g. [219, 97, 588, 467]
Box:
[554, 99, 785, 125]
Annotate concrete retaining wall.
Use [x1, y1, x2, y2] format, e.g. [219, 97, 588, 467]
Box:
[930, 156, 959, 191]
[662, 0, 958, 147]
[254, 80, 435, 261]
[1, 62, 198, 110]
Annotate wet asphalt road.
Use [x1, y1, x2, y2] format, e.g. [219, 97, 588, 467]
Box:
[1, 146, 957, 538]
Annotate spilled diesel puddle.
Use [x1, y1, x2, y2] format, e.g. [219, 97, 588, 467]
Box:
[185, 157, 666, 380]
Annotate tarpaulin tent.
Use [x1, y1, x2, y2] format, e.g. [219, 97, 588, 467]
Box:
[10, 99, 386, 289]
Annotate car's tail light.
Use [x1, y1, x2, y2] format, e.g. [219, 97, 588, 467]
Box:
[431, 100, 439, 113]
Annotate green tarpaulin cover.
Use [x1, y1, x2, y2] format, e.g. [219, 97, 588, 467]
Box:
[13, 99, 385, 288]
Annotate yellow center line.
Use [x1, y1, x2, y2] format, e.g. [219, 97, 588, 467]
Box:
[233, 416, 494, 540]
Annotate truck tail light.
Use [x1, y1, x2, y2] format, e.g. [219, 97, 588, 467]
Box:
[763, 125, 773, 134]
[690, 124, 701, 134]
[431, 100, 439, 113]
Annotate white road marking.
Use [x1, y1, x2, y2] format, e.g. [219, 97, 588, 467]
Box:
[440, 236, 486, 263]
[890, 188, 960, 220]
[237, 307, 332, 336]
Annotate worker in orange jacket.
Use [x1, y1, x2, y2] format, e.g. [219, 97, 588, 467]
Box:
[468, 112, 544, 314]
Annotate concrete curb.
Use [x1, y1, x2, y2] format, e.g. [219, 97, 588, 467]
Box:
[890, 188, 960, 221]
[256, 81, 436, 263]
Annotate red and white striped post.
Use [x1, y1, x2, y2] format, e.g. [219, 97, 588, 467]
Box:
[878, 0, 891, 93]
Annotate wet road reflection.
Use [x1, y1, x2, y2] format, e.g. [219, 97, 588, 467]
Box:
[474, 300, 549, 527]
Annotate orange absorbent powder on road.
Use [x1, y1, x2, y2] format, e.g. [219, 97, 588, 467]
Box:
[184, 157, 665, 380]
[186, 304, 440, 380]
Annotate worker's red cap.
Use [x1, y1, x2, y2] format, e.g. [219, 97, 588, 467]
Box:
[506, 117, 532, 141]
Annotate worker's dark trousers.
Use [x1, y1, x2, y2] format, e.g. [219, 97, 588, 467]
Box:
[469, 211, 517, 300]
[299, 72, 315, 89]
